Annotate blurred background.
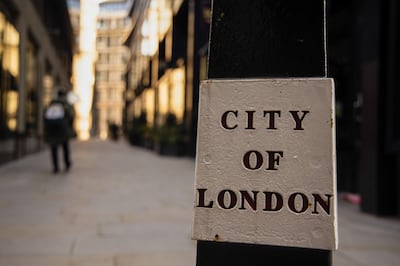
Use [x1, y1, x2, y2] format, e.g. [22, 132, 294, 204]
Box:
[0, 0, 399, 219]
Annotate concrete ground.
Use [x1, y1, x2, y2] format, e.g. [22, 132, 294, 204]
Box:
[0, 139, 399, 266]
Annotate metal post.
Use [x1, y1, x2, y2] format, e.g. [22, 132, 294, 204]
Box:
[196, 0, 332, 265]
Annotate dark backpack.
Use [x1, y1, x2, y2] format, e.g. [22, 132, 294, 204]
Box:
[44, 103, 67, 131]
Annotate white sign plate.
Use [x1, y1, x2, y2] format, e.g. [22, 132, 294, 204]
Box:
[192, 78, 338, 250]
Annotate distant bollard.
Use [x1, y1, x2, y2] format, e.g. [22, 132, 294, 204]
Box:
[108, 123, 119, 141]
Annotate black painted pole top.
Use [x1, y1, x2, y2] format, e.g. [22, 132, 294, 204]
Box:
[208, 0, 326, 79]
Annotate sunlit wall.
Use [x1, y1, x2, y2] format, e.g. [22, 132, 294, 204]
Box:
[170, 67, 185, 122]
[141, 0, 172, 57]
[0, 12, 19, 134]
[72, 0, 100, 140]
[144, 88, 155, 126]
[156, 67, 185, 125]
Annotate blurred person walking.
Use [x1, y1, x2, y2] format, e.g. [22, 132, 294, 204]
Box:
[43, 88, 75, 173]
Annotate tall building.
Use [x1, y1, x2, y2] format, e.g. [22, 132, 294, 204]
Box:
[124, 0, 210, 155]
[67, 0, 132, 139]
[95, 0, 131, 139]
[0, 0, 73, 164]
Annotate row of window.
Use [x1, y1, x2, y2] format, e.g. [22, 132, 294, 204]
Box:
[96, 70, 125, 82]
[0, 11, 20, 138]
[97, 35, 123, 48]
[0, 11, 41, 140]
[97, 52, 128, 65]
[97, 89, 123, 102]
[97, 17, 130, 30]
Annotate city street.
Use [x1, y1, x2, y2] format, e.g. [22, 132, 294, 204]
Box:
[0, 139, 399, 266]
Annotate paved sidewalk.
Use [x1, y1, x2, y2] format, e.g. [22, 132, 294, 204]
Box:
[0, 140, 196, 266]
[0, 139, 399, 266]
[333, 198, 400, 266]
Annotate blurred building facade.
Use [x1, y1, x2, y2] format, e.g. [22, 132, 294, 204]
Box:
[67, 0, 132, 140]
[124, 0, 210, 156]
[0, 0, 73, 164]
[68, 0, 99, 140]
[94, 1, 131, 139]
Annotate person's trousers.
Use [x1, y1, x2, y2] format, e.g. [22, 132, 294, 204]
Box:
[50, 141, 71, 172]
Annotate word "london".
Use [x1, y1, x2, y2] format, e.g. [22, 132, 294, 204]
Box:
[196, 188, 333, 215]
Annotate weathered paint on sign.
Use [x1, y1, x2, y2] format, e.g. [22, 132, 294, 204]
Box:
[192, 78, 338, 250]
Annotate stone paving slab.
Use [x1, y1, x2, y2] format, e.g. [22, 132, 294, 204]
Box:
[0, 139, 399, 266]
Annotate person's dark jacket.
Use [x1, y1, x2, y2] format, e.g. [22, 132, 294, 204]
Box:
[43, 99, 75, 145]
